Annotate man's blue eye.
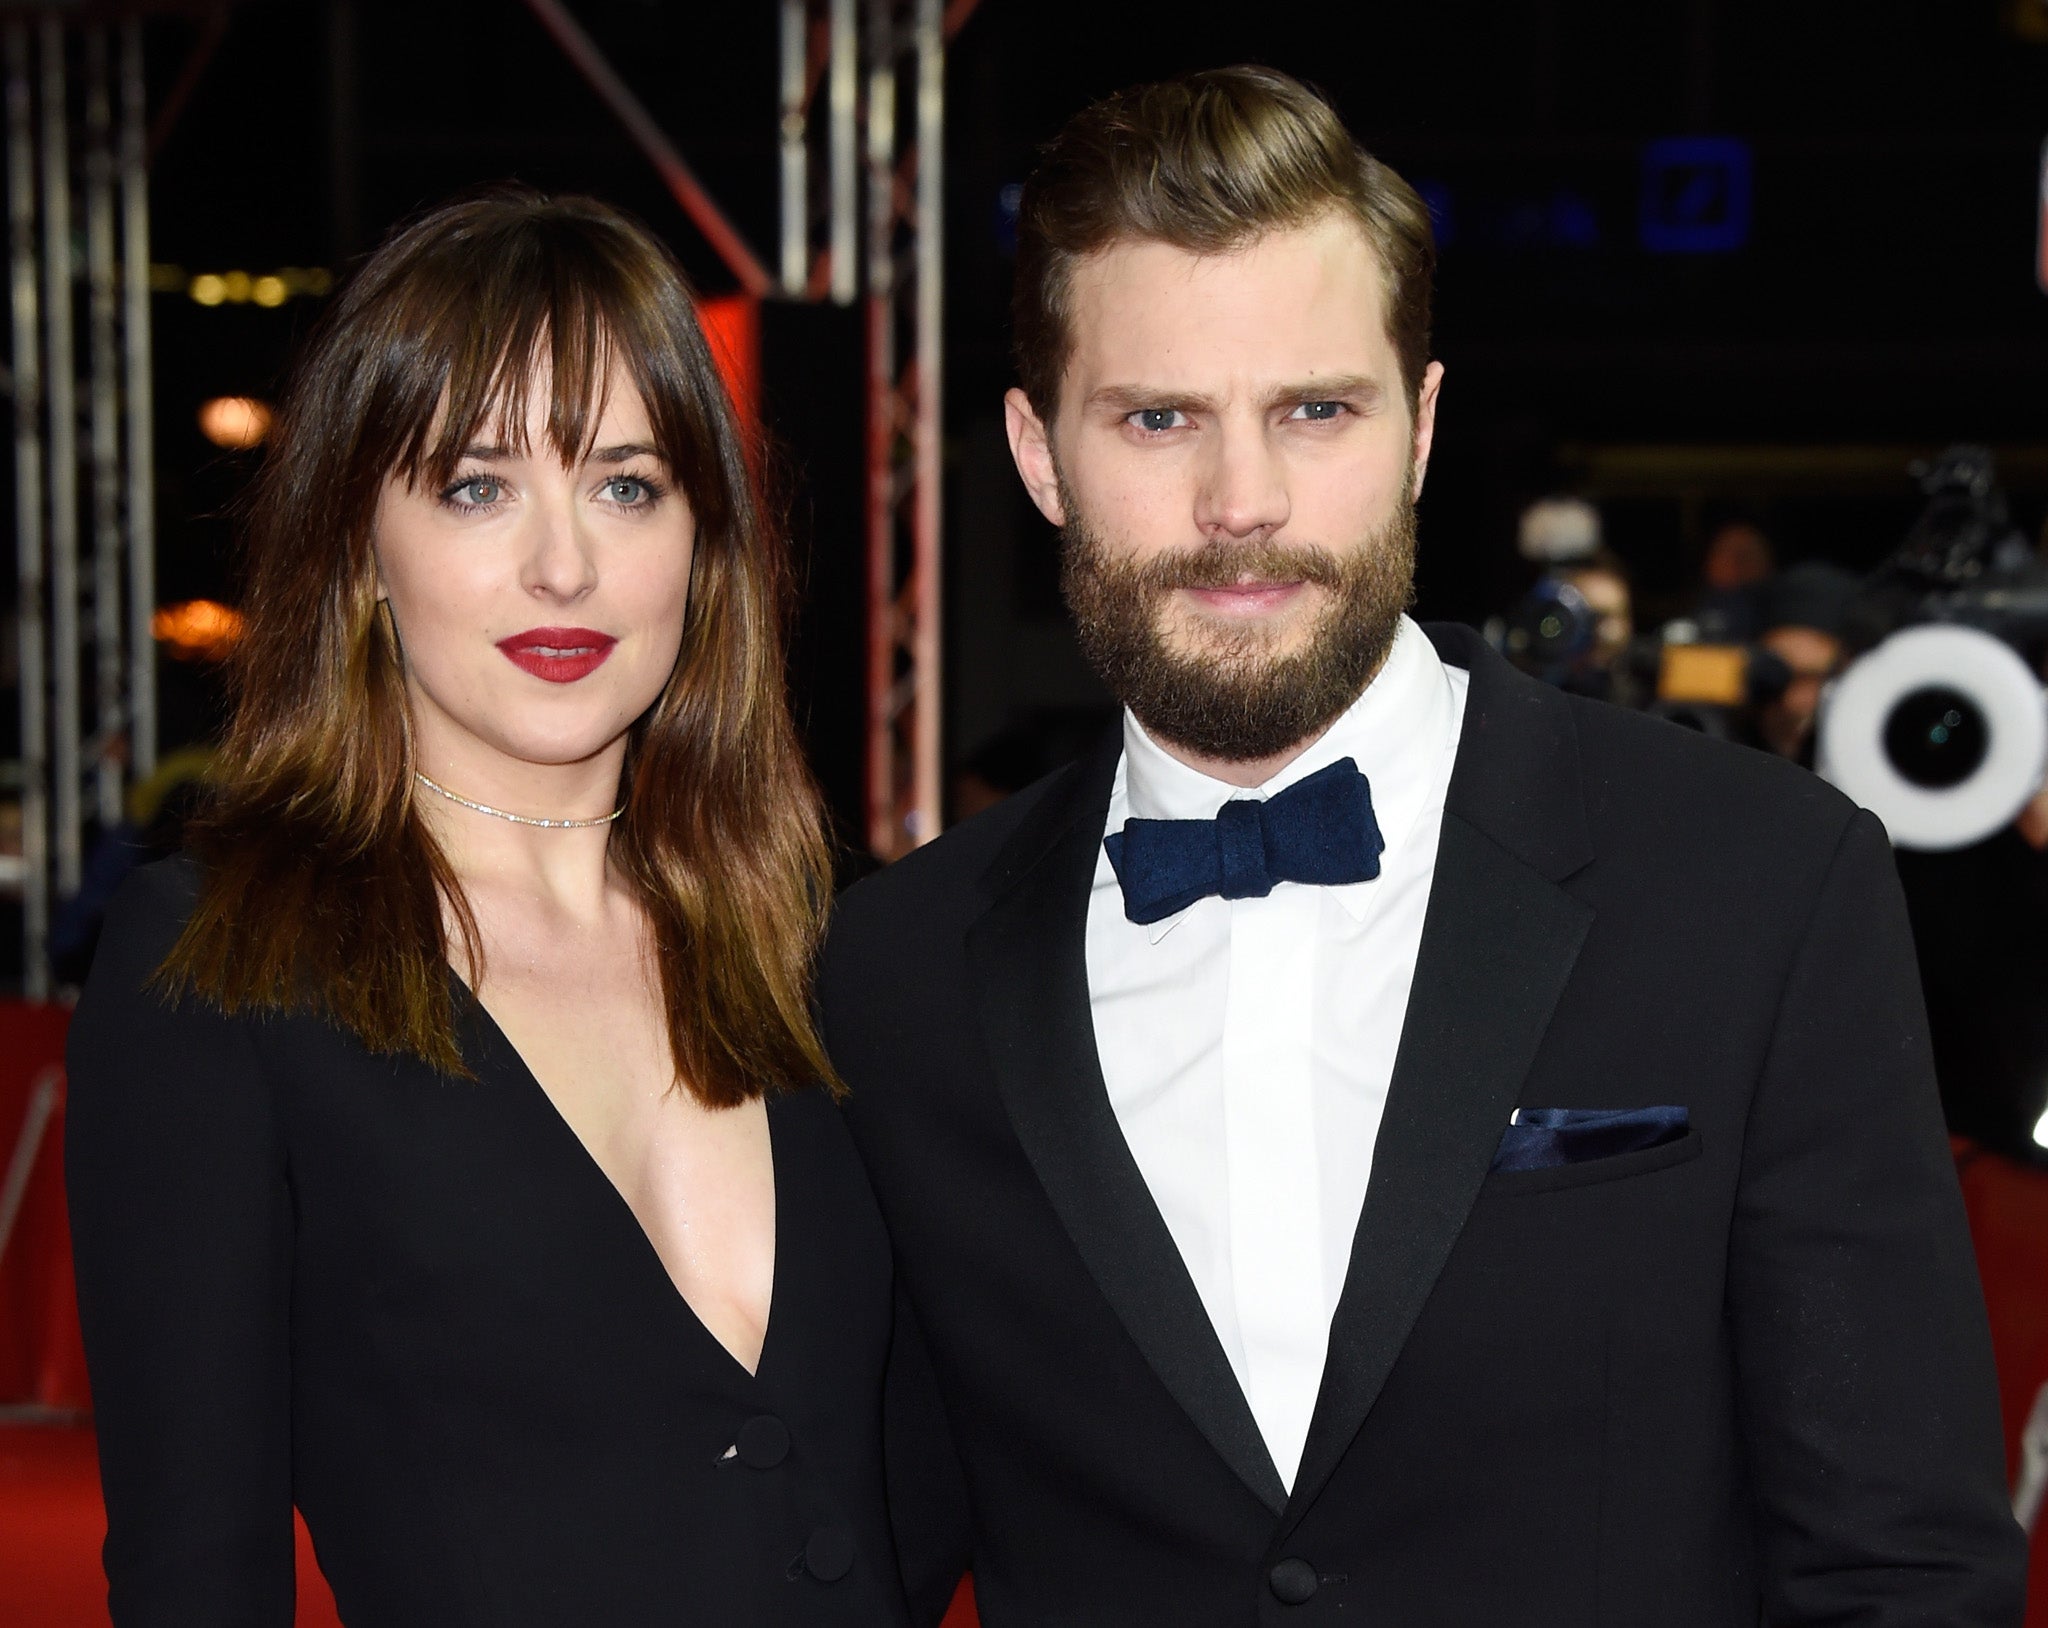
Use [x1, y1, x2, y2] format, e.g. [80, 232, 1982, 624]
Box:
[1294, 401, 1344, 421]
[1135, 408, 1180, 433]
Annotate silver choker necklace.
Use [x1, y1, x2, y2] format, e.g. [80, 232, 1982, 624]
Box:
[414, 771, 625, 830]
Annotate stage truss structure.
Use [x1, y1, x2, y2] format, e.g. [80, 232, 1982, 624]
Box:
[3, 11, 155, 1001]
[781, 0, 971, 860]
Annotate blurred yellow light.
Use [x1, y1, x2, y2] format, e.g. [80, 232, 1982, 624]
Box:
[185, 267, 334, 309]
[196, 395, 273, 449]
[151, 598, 244, 661]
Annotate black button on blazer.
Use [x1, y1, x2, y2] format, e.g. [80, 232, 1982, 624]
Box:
[66, 856, 910, 1628]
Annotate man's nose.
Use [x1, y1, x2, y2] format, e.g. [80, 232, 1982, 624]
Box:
[1192, 420, 1290, 541]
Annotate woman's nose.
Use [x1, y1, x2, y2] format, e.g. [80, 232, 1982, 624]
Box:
[519, 499, 599, 601]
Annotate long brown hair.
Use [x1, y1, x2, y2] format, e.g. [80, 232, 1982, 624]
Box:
[164, 187, 836, 1106]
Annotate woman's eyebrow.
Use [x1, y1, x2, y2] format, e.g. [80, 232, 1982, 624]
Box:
[590, 442, 662, 464]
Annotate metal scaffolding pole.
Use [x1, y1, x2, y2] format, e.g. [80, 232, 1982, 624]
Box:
[860, 0, 944, 859]
[911, 0, 941, 845]
[777, 0, 806, 297]
[3, 11, 160, 994]
[778, 0, 859, 305]
[6, 23, 47, 997]
[84, 28, 122, 831]
[828, 0, 857, 305]
[784, 0, 964, 859]
[119, 17, 154, 783]
[862, 7, 897, 852]
[38, 18, 78, 896]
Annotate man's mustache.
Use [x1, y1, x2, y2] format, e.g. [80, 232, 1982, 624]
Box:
[1123, 538, 1345, 593]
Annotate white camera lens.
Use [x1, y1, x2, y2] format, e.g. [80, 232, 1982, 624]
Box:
[1816, 624, 2047, 851]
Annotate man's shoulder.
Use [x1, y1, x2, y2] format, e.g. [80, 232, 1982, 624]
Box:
[1431, 620, 1864, 865]
[1562, 692, 1865, 862]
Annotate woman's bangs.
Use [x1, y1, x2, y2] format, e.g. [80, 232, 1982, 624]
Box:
[400, 270, 656, 491]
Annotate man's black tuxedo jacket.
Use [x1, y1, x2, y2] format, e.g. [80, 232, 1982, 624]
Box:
[819, 624, 2027, 1628]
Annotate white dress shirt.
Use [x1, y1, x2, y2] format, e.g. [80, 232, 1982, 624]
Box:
[1085, 615, 1468, 1489]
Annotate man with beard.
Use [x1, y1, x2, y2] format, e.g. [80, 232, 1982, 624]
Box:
[819, 67, 2024, 1628]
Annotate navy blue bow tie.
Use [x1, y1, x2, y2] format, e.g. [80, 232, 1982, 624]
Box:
[1104, 757, 1385, 926]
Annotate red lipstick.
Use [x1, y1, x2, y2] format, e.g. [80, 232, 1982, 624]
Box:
[495, 627, 618, 684]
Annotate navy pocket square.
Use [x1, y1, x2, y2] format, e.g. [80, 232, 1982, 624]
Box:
[1491, 1106, 1690, 1173]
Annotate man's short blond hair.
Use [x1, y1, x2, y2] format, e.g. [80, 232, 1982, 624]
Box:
[1012, 66, 1437, 424]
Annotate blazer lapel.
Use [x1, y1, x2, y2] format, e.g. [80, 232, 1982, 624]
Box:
[1288, 626, 1597, 1515]
[965, 736, 1289, 1514]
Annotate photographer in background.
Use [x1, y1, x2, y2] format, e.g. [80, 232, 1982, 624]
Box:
[1558, 550, 1635, 680]
[1695, 515, 1777, 641]
[1494, 497, 1642, 703]
[1753, 562, 1860, 763]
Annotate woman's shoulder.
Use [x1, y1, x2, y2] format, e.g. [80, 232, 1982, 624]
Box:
[73, 852, 210, 1027]
[104, 850, 205, 936]
[66, 851, 281, 1115]
[87, 852, 205, 983]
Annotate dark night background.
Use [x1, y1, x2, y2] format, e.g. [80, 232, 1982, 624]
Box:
[106, 0, 2048, 835]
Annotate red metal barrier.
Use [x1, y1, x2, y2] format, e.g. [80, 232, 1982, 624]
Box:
[0, 1001, 88, 1413]
[695, 292, 759, 428]
[1953, 1141, 2048, 1623]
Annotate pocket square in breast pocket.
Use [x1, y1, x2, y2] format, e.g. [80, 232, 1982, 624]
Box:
[1491, 1106, 1690, 1173]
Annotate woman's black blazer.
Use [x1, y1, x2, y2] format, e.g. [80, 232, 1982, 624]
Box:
[65, 856, 910, 1627]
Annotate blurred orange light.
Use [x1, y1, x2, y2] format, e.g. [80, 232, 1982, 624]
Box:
[151, 599, 244, 662]
[251, 274, 287, 307]
[197, 395, 272, 449]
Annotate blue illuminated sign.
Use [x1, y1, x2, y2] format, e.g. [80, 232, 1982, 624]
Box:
[1639, 137, 1753, 254]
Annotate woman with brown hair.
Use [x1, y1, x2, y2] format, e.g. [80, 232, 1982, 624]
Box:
[64, 190, 910, 1625]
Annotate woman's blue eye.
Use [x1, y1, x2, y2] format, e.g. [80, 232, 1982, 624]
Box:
[444, 476, 502, 507]
[605, 476, 651, 505]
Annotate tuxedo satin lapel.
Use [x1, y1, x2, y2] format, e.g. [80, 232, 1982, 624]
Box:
[1286, 629, 1597, 1519]
[1287, 811, 1592, 1515]
[966, 747, 1289, 1515]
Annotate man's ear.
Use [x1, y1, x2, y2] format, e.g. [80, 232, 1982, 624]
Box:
[1004, 387, 1067, 527]
[1409, 359, 1446, 501]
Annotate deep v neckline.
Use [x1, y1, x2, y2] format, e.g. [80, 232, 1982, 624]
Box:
[458, 982, 780, 1383]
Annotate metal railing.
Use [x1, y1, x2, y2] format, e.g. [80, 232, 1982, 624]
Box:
[3, 15, 154, 999]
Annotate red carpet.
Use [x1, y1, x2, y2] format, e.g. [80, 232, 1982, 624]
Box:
[0, 1423, 109, 1627]
[0, 1422, 342, 1627]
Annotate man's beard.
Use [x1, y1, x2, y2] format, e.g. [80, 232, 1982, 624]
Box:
[1058, 478, 1418, 764]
